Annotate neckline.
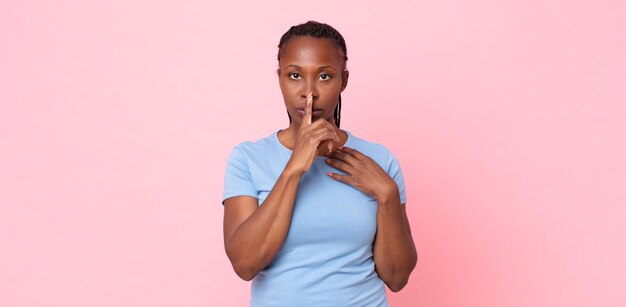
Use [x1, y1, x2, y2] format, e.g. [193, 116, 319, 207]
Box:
[274, 129, 352, 157]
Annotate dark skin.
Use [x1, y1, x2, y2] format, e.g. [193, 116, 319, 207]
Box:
[276, 36, 348, 156]
[223, 36, 417, 291]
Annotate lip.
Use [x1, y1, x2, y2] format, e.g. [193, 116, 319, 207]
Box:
[296, 108, 323, 117]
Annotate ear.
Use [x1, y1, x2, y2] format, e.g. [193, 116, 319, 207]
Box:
[340, 70, 349, 92]
[276, 67, 281, 77]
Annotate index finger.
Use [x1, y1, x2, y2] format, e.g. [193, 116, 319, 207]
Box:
[303, 92, 313, 126]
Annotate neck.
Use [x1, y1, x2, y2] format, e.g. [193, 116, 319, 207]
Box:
[278, 119, 346, 153]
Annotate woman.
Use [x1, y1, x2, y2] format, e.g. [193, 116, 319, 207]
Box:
[222, 21, 417, 306]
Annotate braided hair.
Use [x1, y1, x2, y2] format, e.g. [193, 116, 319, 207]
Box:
[277, 21, 348, 128]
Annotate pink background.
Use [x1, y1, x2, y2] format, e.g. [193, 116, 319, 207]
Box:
[1, 0, 625, 306]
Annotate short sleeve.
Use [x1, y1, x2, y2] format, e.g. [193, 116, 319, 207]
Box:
[387, 151, 408, 205]
[222, 146, 258, 205]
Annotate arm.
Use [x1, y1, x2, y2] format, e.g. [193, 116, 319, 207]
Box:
[372, 189, 417, 292]
[325, 147, 417, 291]
[223, 92, 341, 281]
[223, 165, 302, 281]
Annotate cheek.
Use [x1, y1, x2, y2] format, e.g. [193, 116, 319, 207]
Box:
[279, 80, 295, 97]
[279, 78, 300, 93]
[279, 83, 300, 108]
[320, 80, 343, 96]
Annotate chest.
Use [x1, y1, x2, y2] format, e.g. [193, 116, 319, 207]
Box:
[257, 158, 379, 250]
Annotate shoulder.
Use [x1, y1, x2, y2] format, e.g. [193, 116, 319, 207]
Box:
[345, 130, 399, 170]
[228, 130, 279, 159]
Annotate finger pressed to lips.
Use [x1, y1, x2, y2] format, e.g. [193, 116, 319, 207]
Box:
[296, 109, 323, 117]
[301, 92, 313, 125]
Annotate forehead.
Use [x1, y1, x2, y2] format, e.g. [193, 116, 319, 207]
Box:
[279, 36, 344, 67]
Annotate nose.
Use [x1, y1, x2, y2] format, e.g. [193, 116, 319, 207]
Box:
[301, 89, 318, 102]
[301, 92, 318, 102]
[301, 79, 319, 102]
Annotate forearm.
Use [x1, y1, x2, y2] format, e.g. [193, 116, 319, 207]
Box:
[373, 190, 417, 292]
[226, 166, 302, 280]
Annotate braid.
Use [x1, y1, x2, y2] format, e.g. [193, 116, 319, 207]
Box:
[335, 94, 342, 128]
[278, 21, 347, 128]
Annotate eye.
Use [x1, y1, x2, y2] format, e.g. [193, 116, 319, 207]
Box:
[288, 72, 301, 80]
[319, 73, 332, 81]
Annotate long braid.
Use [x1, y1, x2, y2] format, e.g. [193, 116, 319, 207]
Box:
[335, 95, 341, 128]
[278, 21, 347, 128]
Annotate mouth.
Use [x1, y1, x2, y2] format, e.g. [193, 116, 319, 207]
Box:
[296, 108, 324, 117]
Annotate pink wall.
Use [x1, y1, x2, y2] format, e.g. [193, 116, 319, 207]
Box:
[1, 0, 625, 306]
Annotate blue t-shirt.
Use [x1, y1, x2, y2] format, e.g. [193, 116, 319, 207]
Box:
[222, 129, 407, 307]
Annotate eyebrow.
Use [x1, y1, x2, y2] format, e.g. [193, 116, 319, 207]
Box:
[285, 64, 337, 72]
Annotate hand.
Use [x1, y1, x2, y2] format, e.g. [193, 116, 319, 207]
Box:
[325, 147, 399, 202]
[286, 92, 341, 175]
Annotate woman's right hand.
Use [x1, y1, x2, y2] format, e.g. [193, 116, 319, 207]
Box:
[286, 92, 341, 176]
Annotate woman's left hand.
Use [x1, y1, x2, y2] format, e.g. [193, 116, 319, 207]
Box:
[325, 146, 399, 202]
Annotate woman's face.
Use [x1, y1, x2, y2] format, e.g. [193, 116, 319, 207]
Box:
[278, 36, 349, 126]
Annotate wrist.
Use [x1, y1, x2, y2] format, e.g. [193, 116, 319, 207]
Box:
[283, 163, 305, 178]
[374, 184, 400, 205]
